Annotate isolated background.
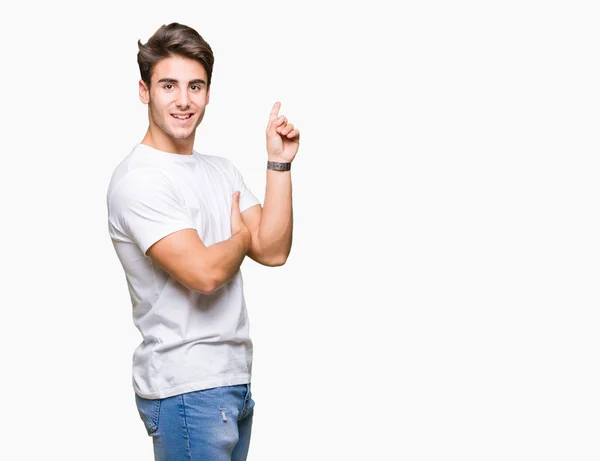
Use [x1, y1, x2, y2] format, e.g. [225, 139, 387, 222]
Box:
[1, 0, 598, 459]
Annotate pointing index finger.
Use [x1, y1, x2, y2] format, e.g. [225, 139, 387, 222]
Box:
[269, 101, 281, 121]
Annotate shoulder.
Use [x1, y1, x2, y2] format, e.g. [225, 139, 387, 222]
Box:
[107, 166, 177, 213]
[110, 165, 171, 194]
[108, 145, 160, 190]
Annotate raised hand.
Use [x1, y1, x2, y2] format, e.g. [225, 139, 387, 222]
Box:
[265, 101, 300, 163]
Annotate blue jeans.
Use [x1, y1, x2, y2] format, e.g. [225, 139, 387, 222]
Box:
[135, 384, 255, 461]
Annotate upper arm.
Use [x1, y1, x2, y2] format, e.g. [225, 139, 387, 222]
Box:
[241, 203, 285, 267]
[109, 169, 215, 293]
[146, 229, 216, 293]
[241, 204, 266, 264]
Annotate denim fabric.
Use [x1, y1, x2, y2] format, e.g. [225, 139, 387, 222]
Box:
[135, 384, 255, 461]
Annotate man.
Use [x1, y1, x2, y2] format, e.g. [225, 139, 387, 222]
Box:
[106, 22, 299, 461]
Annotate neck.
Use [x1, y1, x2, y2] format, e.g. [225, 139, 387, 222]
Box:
[141, 127, 195, 155]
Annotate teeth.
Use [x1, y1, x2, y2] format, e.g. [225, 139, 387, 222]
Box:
[173, 114, 191, 119]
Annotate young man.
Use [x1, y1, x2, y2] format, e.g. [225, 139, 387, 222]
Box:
[106, 23, 299, 460]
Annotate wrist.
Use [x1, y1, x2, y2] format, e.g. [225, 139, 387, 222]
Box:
[267, 154, 293, 162]
[267, 160, 291, 171]
[240, 228, 252, 252]
[232, 228, 251, 249]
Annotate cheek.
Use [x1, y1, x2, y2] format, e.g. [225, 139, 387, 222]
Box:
[148, 100, 161, 117]
[150, 92, 171, 110]
[149, 100, 170, 125]
[194, 93, 209, 106]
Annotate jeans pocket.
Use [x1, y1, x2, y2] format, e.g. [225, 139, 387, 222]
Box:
[135, 394, 161, 435]
[241, 384, 255, 419]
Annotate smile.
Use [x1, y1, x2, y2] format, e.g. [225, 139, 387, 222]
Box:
[172, 114, 193, 120]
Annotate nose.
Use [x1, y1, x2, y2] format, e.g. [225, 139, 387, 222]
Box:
[176, 90, 190, 108]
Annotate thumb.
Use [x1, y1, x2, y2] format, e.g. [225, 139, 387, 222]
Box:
[231, 191, 241, 211]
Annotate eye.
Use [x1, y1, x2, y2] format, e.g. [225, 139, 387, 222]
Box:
[164, 84, 174, 90]
[190, 85, 200, 91]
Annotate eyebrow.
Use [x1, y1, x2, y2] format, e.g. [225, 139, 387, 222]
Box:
[157, 78, 207, 85]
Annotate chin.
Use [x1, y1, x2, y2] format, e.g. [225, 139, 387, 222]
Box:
[168, 128, 194, 140]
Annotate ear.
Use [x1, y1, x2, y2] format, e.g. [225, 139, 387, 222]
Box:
[139, 80, 150, 104]
[206, 86, 210, 105]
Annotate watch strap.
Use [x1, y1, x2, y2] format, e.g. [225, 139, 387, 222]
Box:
[267, 161, 291, 171]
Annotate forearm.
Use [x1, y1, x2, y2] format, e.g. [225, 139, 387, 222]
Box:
[256, 169, 293, 263]
[205, 230, 251, 291]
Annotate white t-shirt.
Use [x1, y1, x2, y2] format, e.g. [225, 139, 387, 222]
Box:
[106, 143, 260, 399]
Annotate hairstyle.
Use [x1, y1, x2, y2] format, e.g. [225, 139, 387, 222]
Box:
[137, 23, 214, 87]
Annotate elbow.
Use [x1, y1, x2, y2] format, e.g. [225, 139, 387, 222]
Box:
[270, 255, 288, 267]
[251, 242, 290, 267]
[187, 270, 221, 294]
[262, 252, 289, 267]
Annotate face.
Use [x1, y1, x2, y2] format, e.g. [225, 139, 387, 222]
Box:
[139, 55, 210, 150]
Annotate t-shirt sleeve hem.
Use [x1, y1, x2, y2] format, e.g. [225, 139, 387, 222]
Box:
[140, 225, 196, 255]
[239, 194, 261, 213]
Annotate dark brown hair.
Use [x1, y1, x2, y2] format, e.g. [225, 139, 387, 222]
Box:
[137, 23, 214, 87]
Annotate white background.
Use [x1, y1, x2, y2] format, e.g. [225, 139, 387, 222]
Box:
[1, 0, 599, 459]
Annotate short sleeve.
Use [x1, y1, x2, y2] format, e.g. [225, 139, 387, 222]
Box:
[108, 168, 194, 254]
[230, 162, 261, 212]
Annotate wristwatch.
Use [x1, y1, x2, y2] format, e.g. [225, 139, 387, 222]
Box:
[267, 161, 291, 171]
